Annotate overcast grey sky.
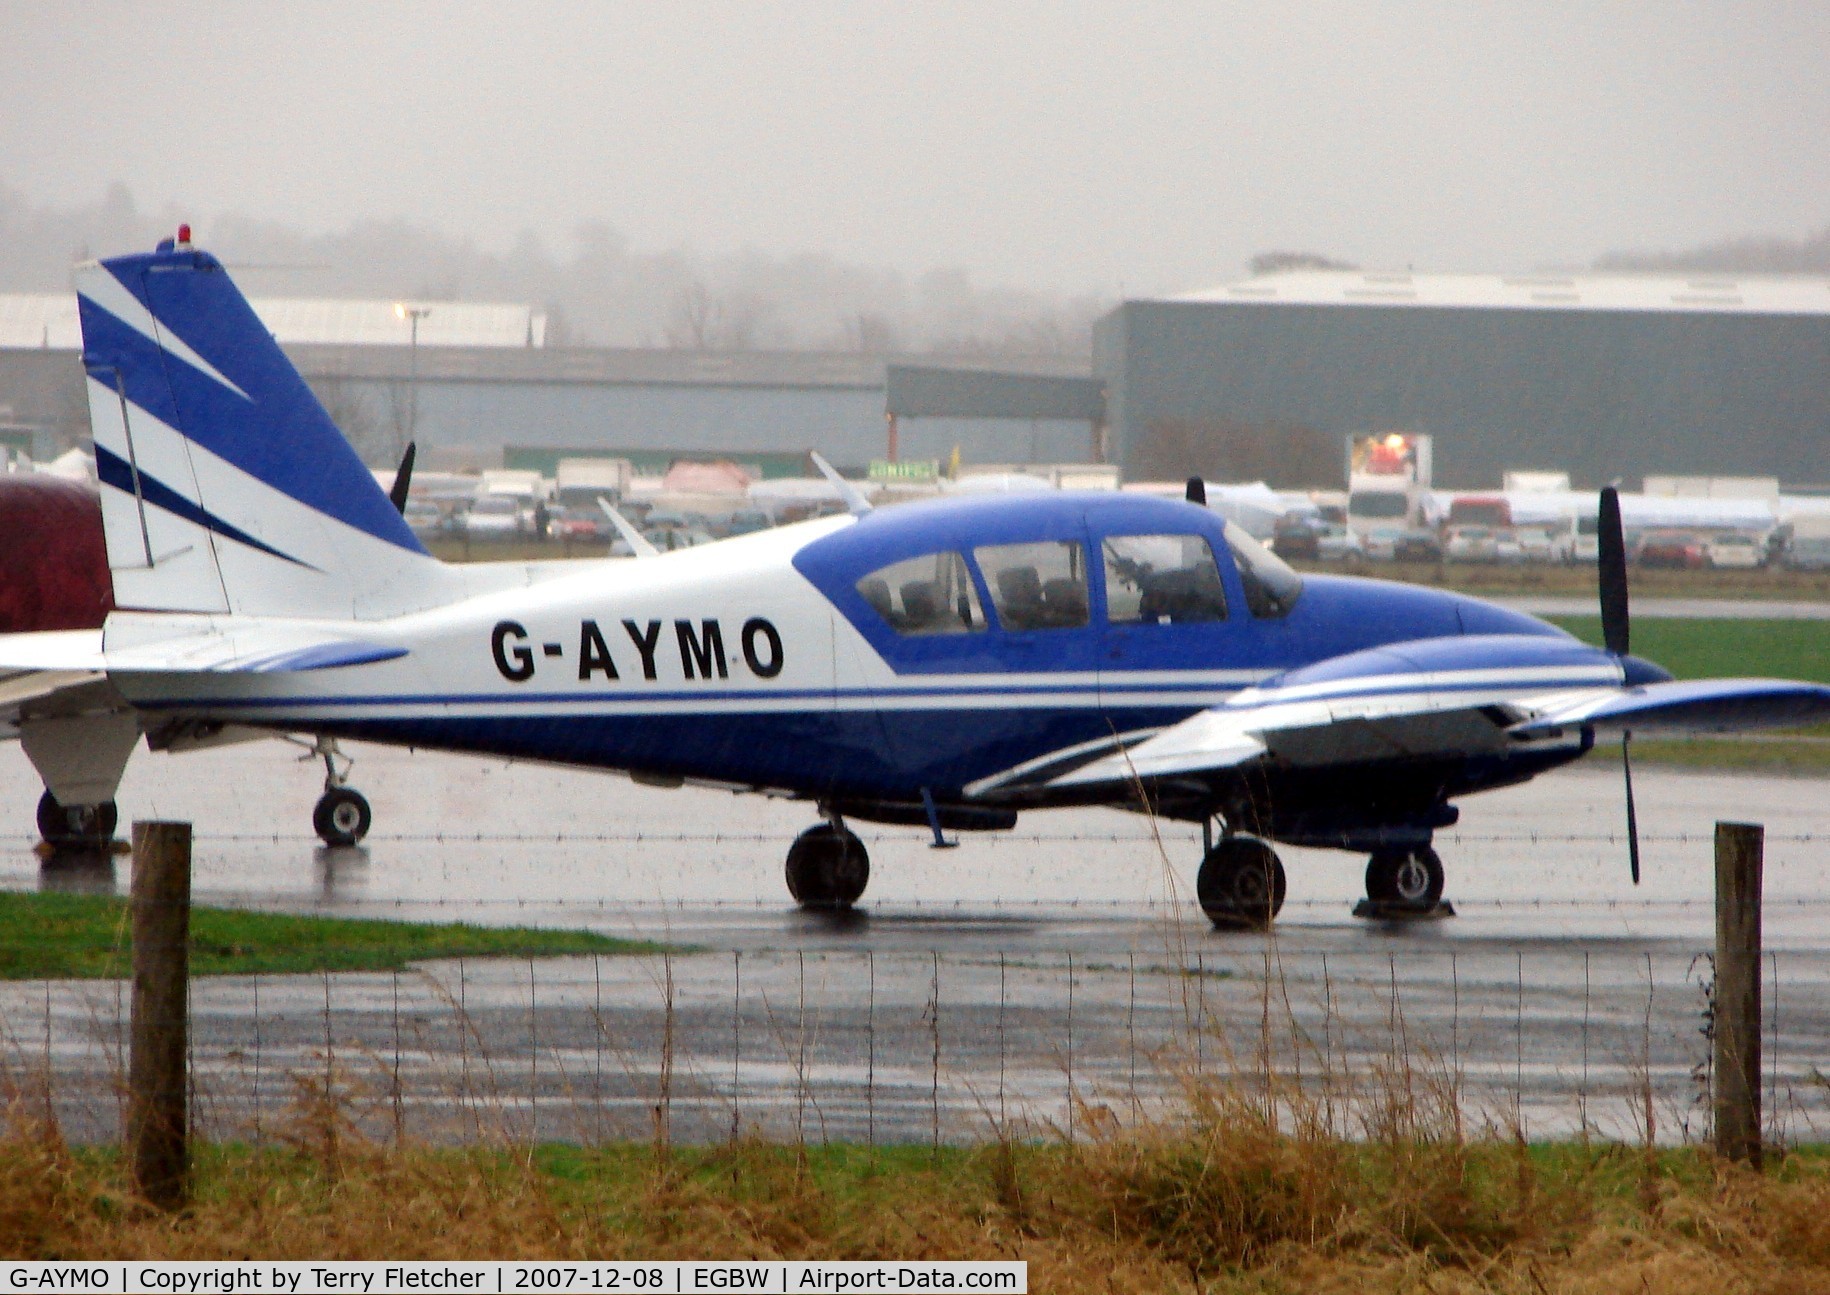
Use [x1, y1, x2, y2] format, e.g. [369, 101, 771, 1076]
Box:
[3, 2, 1827, 295]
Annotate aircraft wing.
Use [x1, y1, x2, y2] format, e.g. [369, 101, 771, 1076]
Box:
[0, 668, 113, 740]
[1021, 633, 1830, 795]
[1511, 677, 1830, 736]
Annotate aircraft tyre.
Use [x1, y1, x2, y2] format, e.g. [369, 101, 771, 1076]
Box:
[785, 823, 870, 909]
[1365, 846, 1444, 910]
[1197, 836, 1286, 929]
[313, 787, 372, 847]
[36, 791, 118, 847]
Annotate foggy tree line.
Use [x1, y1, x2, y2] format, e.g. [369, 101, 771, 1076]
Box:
[0, 180, 1105, 358]
[6, 181, 1825, 361]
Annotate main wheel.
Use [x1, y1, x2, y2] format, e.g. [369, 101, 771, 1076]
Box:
[313, 787, 372, 847]
[1196, 836, 1286, 929]
[1365, 846, 1444, 910]
[36, 790, 118, 847]
[785, 823, 870, 909]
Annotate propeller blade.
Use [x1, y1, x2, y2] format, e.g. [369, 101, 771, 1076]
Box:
[1598, 485, 1629, 657]
[1622, 730, 1641, 886]
[1185, 476, 1207, 506]
[388, 441, 417, 515]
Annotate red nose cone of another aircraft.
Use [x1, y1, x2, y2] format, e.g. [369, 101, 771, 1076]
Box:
[0, 475, 113, 632]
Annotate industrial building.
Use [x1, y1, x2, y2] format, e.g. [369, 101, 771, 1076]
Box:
[0, 290, 1095, 473]
[6, 269, 1830, 489]
[1094, 271, 1830, 490]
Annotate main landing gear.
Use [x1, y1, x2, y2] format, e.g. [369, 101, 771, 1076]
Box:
[305, 737, 371, 848]
[36, 790, 119, 852]
[1197, 833, 1286, 929]
[785, 817, 870, 910]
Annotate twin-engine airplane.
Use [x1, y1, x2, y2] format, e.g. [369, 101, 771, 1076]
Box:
[5, 233, 1829, 926]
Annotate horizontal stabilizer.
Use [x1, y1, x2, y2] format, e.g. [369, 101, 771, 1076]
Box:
[0, 626, 405, 675]
[1511, 678, 1830, 735]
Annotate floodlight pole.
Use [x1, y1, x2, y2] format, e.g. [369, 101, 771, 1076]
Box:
[395, 304, 432, 455]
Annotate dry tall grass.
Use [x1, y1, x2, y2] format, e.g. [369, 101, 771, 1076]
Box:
[2, 1074, 1828, 1294]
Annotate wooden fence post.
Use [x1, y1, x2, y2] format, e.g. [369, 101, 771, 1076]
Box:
[1714, 821, 1763, 1167]
[129, 820, 191, 1210]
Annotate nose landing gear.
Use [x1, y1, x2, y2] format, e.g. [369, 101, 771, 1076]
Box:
[303, 737, 371, 847]
[785, 816, 869, 910]
[1355, 845, 1453, 918]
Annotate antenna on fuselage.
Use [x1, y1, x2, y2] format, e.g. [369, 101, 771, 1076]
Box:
[1186, 476, 1207, 506]
[811, 452, 873, 516]
[597, 497, 659, 558]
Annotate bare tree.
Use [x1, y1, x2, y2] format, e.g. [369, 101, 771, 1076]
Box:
[1249, 250, 1359, 276]
[666, 278, 718, 348]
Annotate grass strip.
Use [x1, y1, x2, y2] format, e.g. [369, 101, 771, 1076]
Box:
[0, 891, 664, 980]
[1544, 615, 1830, 771]
[6, 1134, 1826, 1286]
[1543, 614, 1830, 684]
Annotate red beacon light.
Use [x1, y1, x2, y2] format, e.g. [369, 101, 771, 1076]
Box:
[176, 223, 192, 246]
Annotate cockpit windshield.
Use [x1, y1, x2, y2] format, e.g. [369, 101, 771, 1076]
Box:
[1223, 522, 1303, 618]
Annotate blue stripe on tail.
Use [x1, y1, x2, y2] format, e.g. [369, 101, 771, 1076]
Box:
[79, 247, 427, 555]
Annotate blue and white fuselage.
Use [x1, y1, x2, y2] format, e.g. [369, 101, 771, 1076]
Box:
[5, 236, 1826, 923]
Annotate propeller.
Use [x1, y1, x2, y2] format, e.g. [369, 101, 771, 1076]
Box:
[1186, 476, 1207, 506]
[388, 441, 417, 515]
[1596, 485, 1640, 884]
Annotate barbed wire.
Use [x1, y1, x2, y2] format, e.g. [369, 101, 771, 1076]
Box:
[7, 829, 1830, 845]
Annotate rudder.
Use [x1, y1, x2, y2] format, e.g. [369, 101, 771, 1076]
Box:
[77, 234, 436, 620]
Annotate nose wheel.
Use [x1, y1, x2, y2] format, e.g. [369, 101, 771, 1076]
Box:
[1362, 846, 1446, 913]
[313, 787, 372, 847]
[299, 736, 371, 847]
[785, 820, 869, 909]
[1197, 834, 1286, 929]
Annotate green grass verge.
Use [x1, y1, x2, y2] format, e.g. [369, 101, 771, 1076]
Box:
[1543, 615, 1830, 684]
[0, 891, 665, 980]
[1545, 615, 1830, 771]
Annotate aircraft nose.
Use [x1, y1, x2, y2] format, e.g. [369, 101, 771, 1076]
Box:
[1622, 654, 1675, 686]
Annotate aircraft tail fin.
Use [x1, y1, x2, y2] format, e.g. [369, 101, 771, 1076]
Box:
[76, 232, 443, 620]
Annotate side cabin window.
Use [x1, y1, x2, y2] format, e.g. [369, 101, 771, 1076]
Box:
[855, 551, 987, 635]
[1103, 534, 1228, 624]
[974, 540, 1090, 631]
[1224, 521, 1303, 618]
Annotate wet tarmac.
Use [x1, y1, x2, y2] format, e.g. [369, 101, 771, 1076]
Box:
[3, 742, 1828, 1145]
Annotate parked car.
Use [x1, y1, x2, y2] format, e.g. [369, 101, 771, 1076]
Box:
[723, 509, 774, 537]
[459, 493, 523, 540]
[1393, 528, 1444, 563]
[1706, 532, 1766, 570]
[1513, 527, 1568, 564]
[1270, 518, 1322, 562]
[1444, 525, 1499, 563]
[1784, 533, 1830, 571]
[1636, 530, 1708, 569]
[643, 525, 715, 551]
[550, 506, 610, 543]
[1358, 524, 1406, 561]
[1314, 523, 1364, 562]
